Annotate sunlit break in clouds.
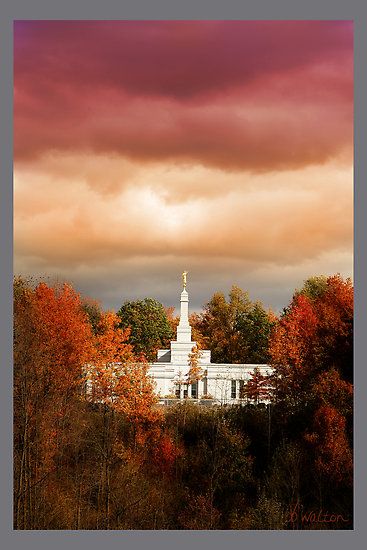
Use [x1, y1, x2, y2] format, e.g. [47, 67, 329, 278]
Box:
[13, 20, 353, 312]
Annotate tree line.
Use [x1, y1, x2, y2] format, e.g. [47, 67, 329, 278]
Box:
[13, 274, 353, 529]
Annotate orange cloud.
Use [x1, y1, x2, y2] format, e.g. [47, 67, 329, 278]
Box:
[14, 158, 352, 266]
[13, 21, 353, 311]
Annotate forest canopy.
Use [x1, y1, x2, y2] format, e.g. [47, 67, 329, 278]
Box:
[13, 274, 353, 530]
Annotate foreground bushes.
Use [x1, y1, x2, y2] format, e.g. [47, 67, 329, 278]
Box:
[13, 399, 353, 529]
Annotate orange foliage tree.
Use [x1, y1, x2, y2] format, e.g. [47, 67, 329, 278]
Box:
[304, 405, 353, 486]
[187, 344, 204, 385]
[13, 278, 93, 528]
[269, 275, 353, 407]
[86, 310, 181, 482]
[165, 306, 179, 336]
[87, 310, 161, 433]
[14, 278, 181, 528]
[268, 275, 353, 492]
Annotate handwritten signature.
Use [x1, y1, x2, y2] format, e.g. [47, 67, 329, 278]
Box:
[288, 502, 350, 526]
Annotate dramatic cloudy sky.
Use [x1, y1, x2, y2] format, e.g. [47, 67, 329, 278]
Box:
[14, 20, 353, 313]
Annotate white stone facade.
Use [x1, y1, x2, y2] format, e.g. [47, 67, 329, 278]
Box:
[148, 283, 272, 404]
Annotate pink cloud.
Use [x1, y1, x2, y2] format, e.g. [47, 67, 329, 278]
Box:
[14, 20, 352, 98]
[14, 21, 353, 171]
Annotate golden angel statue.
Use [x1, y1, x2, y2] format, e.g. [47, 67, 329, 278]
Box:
[182, 271, 188, 289]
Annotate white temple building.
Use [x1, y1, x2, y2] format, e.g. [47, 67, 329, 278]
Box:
[148, 274, 272, 405]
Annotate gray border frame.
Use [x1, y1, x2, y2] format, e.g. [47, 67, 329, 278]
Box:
[1, 1, 365, 548]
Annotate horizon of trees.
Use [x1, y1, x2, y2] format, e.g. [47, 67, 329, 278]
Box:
[13, 273, 353, 530]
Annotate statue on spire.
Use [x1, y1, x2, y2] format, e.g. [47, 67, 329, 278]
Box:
[182, 271, 188, 290]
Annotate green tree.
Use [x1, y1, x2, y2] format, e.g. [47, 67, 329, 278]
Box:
[81, 297, 103, 335]
[236, 302, 277, 363]
[196, 286, 251, 363]
[294, 275, 328, 301]
[197, 285, 275, 364]
[117, 298, 174, 361]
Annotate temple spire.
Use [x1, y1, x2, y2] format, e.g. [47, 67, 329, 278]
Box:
[176, 271, 192, 343]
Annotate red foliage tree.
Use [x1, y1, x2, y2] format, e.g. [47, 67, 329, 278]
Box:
[269, 293, 319, 406]
[311, 368, 353, 419]
[314, 275, 353, 382]
[304, 405, 353, 486]
[245, 368, 271, 403]
[269, 275, 353, 406]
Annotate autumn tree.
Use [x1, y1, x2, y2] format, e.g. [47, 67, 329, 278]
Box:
[294, 275, 328, 301]
[269, 274, 353, 406]
[117, 298, 174, 361]
[81, 297, 103, 335]
[245, 368, 271, 404]
[195, 285, 275, 364]
[88, 309, 163, 437]
[81, 308, 180, 527]
[197, 286, 251, 363]
[268, 293, 319, 407]
[85, 309, 164, 527]
[188, 312, 209, 349]
[13, 274, 353, 530]
[266, 275, 354, 505]
[304, 405, 353, 487]
[314, 275, 353, 382]
[14, 279, 174, 530]
[165, 306, 179, 336]
[311, 368, 353, 420]
[13, 278, 93, 529]
[187, 344, 204, 385]
[236, 303, 277, 363]
[166, 404, 254, 526]
[178, 493, 221, 529]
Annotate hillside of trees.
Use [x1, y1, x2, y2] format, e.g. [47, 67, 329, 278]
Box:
[13, 274, 353, 529]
